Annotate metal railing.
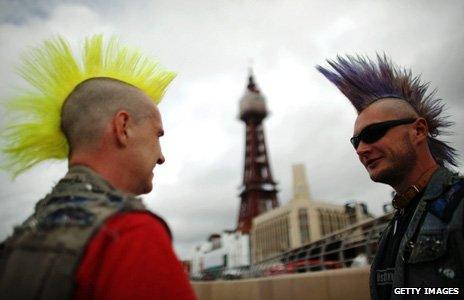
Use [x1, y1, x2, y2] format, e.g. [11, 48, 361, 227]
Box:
[192, 212, 393, 281]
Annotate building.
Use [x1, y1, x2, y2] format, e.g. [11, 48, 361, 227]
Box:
[237, 71, 279, 234]
[250, 164, 372, 264]
[190, 231, 250, 279]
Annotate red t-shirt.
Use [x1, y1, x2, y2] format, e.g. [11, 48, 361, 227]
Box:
[73, 212, 196, 300]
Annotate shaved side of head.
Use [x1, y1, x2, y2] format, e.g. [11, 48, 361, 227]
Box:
[61, 77, 152, 154]
[361, 98, 420, 119]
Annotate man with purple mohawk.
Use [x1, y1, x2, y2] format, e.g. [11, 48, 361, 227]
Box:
[318, 55, 463, 299]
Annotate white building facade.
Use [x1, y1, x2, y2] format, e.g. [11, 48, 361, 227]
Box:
[190, 231, 250, 279]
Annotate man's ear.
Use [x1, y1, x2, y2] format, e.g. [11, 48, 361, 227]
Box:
[113, 110, 130, 147]
[412, 118, 429, 145]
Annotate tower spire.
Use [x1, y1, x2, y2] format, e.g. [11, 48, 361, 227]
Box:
[237, 71, 279, 234]
[247, 68, 259, 93]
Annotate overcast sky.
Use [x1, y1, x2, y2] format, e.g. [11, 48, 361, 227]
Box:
[1, 0, 463, 259]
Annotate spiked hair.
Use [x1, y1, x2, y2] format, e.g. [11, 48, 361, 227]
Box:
[1, 35, 175, 176]
[317, 54, 457, 167]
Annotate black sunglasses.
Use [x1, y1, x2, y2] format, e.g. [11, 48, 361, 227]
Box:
[350, 118, 417, 149]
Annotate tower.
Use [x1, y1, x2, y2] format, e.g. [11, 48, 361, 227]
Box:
[237, 71, 279, 234]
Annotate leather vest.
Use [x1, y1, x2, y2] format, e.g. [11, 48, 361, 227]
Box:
[0, 166, 169, 300]
[370, 168, 464, 300]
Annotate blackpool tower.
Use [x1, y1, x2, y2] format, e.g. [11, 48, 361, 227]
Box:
[237, 71, 279, 234]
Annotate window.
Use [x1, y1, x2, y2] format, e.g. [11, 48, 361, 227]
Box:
[299, 209, 310, 244]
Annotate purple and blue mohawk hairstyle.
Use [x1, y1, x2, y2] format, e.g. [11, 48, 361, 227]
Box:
[317, 54, 458, 167]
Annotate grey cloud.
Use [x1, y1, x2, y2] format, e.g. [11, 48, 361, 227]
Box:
[0, 0, 128, 24]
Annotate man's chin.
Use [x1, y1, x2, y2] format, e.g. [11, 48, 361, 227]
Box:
[137, 179, 154, 195]
[139, 185, 153, 195]
[369, 173, 384, 183]
[366, 159, 386, 181]
[368, 166, 395, 185]
[366, 160, 383, 179]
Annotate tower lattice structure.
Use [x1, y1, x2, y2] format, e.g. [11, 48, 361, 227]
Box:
[237, 72, 279, 234]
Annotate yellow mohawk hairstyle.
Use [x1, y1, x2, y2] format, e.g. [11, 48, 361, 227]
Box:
[1, 34, 176, 176]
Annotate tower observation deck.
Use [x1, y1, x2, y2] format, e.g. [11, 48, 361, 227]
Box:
[237, 71, 279, 234]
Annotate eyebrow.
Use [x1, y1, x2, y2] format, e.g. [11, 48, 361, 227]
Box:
[354, 124, 370, 136]
[354, 121, 384, 137]
[354, 121, 378, 136]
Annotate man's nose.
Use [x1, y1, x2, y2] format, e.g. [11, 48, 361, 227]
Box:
[356, 141, 371, 157]
[158, 153, 165, 165]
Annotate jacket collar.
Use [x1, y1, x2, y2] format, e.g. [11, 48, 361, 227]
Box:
[422, 167, 457, 202]
[66, 165, 118, 194]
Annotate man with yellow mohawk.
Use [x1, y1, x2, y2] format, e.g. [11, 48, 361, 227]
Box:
[0, 36, 196, 299]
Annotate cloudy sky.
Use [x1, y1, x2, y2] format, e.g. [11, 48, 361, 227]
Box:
[0, 0, 463, 259]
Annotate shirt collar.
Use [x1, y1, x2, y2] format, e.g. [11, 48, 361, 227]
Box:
[66, 165, 118, 194]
